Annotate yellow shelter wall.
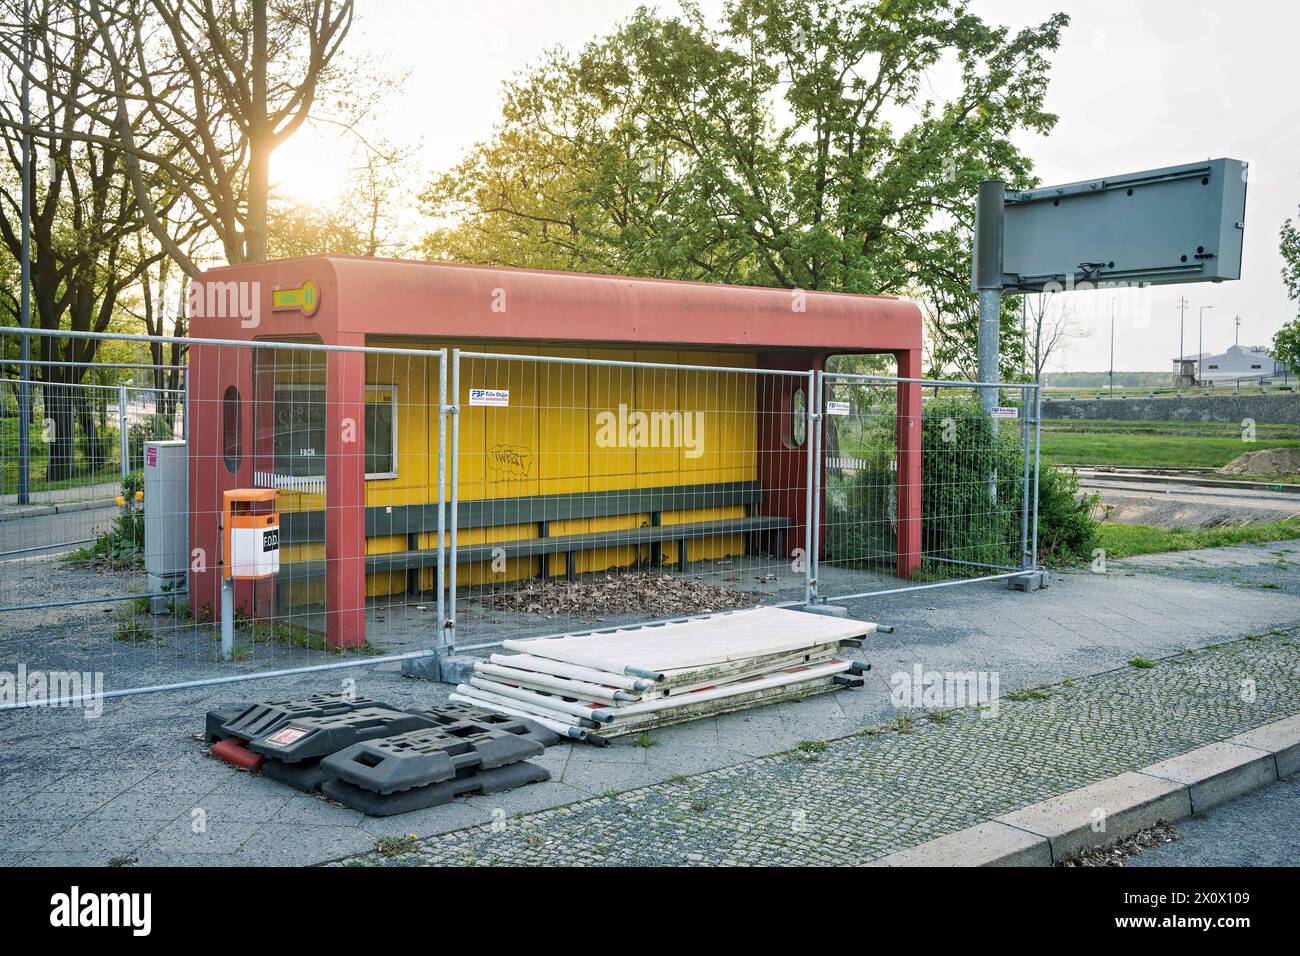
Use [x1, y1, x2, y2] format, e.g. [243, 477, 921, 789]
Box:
[279, 341, 761, 602]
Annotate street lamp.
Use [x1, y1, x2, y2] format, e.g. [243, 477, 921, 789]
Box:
[1199, 305, 1214, 387]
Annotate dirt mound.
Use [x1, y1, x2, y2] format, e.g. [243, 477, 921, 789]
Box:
[1218, 447, 1300, 476]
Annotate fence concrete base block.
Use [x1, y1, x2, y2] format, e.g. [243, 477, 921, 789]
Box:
[794, 603, 850, 618]
[1006, 571, 1047, 592]
[399, 654, 477, 684]
[1137, 742, 1278, 813]
[869, 821, 1050, 867]
[1228, 713, 1300, 778]
[995, 771, 1191, 862]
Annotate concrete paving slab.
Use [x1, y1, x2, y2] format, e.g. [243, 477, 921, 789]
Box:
[869, 821, 1050, 867]
[236, 823, 377, 865]
[10, 788, 118, 820]
[0, 818, 73, 853]
[1139, 742, 1278, 812]
[464, 780, 593, 818]
[995, 771, 1192, 862]
[356, 802, 490, 838]
[140, 816, 259, 855]
[1229, 713, 1300, 778]
[37, 817, 168, 856]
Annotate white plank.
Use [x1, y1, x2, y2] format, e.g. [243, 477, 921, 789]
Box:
[501, 607, 875, 673]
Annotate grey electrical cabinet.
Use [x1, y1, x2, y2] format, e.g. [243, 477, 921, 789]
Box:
[143, 440, 188, 613]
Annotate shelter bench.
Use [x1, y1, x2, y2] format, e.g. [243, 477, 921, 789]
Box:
[274, 479, 792, 590]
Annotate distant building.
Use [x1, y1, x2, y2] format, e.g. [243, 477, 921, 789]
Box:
[1172, 345, 1295, 386]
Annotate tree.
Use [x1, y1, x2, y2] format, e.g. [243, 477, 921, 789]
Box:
[0, 0, 358, 272]
[1272, 319, 1300, 378]
[1273, 206, 1300, 378]
[0, 0, 198, 479]
[421, 0, 1068, 376]
[1282, 204, 1300, 315]
[269, 138, 420, 258]
[1022, 290, 1086, 382]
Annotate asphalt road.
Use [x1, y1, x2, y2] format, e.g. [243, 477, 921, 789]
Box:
[1129, 773, 1300, 867]
[0, 502, 117, 561]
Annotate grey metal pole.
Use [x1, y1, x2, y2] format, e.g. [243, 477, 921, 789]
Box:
[972, 180, 1005, 419]
[118, 384, 129, 478]
[221, 574, 234, 662]
[17, 0, 32, 505]
[435, 350, 447, 654]
[1030, 384, 1042, 572]
[1019, 384, 1032, 570]
[446, 348, 460, 655]
[812, 368, 824, 599]
[803, 369, 816, 606]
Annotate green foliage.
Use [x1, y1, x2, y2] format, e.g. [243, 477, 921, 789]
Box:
[1281, 205, 1300, 316]
[1272, 318, 1300, 378]
[1096, 518, 1300, 560]
[920, 397, 1023, 570]
[1040, 431, 1300, 470]
[66, 471, 146, 568]
[421, 0, 1068, 377]
[1034, 465, 1100, 566]
[127, 415, 175, 468]
[827, 397, 1099, 571]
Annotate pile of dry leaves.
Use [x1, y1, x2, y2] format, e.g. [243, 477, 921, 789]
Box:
[478, 571, 761, 619]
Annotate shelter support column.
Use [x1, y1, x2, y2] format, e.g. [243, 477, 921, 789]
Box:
[895, 348, 922, 580]
[325, 335, 366, 649]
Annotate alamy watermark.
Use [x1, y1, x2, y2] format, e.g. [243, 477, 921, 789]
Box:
[1, 665, 105, 719]
[890, 663, 1001, 718]
[594, 403, 705, 459]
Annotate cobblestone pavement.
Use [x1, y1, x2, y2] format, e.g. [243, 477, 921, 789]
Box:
[338, 627, 1300, 866]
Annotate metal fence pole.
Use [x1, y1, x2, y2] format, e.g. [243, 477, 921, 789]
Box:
[803, 369, 816, 605]
[1019, 383, 1032, 570]
[446, 348, 460, 652]
[812, 369, 825, 601]
[435, 349, 448, 663]
[118, 383, 129, 478]
[1030, 384, 1043, 572]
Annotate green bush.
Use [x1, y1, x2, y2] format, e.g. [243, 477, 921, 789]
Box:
[1034, 464, 1100, 566]
[824, 396, 1099, 574]
[920, 397, 1022, 571]
[65, 471, 146, 568]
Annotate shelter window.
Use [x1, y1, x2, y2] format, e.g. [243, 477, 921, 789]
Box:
[789, 387, 807, 448]
[222, 385, 242, 474]
[271, 384, 397, 481]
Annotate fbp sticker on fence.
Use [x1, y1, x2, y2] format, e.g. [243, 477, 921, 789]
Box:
[826, 401, 851, 416]
[469, 388, 510, 407]
[992, 406, 1019, 419]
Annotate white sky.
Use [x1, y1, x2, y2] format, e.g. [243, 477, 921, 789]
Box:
[271, 0, 1300, 372]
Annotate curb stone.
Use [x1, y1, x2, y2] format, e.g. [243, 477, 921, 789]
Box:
[0, 499, 115, 522]
[873, 724, 1298, 867]
[1138, 742, 1278, 813]
[868, 821, 1050, 867]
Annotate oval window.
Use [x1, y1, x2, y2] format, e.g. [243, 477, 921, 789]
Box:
[791, 387, 807, 447]
[222, 385, 242, 474]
